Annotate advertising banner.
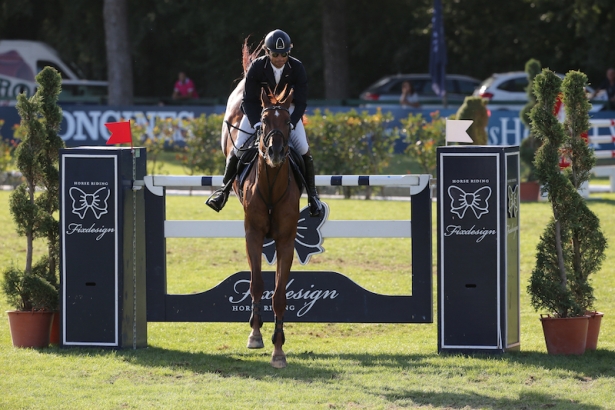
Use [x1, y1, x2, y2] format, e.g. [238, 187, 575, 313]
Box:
[3, 105, 615, 148]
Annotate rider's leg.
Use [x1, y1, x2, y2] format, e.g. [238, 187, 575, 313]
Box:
[206, 116, 255, 212]
[290, 119, 323, 217]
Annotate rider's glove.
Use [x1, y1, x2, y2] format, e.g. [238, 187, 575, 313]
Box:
[254, 122, 262, 134]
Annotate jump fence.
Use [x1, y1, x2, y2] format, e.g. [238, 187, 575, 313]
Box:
[143, 173, 434, 324]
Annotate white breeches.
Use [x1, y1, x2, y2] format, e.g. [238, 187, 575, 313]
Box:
[227, 105, 309, 156]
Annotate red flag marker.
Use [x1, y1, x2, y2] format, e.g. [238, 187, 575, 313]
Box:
[105, 121, 133, 147]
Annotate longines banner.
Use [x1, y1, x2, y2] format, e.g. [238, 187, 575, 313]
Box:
[2, 105, 615, 147]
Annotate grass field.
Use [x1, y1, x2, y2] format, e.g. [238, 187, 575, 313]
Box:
[1, 173, 615, 409]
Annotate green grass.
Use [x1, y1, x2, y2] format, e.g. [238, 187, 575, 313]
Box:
[1, 183, 615, 408]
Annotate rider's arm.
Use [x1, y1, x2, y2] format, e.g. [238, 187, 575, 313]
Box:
[289, 59, 308, 128]
[242, 59, 266, 127]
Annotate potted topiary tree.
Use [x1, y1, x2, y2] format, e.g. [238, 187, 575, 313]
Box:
[2, 67, 64, 348]
[519, 58, 542, 201]
[526, 69, 607, 355]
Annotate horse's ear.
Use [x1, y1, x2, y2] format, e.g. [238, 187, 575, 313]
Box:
[261, 88, 272, 107]
[282, 89, 294, 109]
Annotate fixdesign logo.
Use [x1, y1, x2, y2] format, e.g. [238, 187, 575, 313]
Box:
[69, 187, 110, 219]
[448, 185, 491, 219]
[263, 202, 329, 265]
[507, 185, 519, 218]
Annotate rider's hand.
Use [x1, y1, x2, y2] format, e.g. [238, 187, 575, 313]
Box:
[254, 122, 262, 134]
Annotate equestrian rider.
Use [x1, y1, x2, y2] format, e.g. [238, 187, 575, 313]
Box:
[206, 29, 323, 217]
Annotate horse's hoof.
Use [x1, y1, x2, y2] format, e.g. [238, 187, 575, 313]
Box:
[270, 354, 287, 369]
[247, 336, 264, 349]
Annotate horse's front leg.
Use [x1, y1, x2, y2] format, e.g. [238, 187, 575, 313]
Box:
[245, 229, 265, 349]
[270, 237, 295, 368]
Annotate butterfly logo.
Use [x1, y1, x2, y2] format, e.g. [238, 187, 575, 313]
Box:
[507, 184, 519, 218]
[69, 186, 110, 219]
[448, 185, 491, 219]
[262, 202, 329, 265]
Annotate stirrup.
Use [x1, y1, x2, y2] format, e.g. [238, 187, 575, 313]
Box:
[205, 189, 228, 212]
[308, 196, 323, 217]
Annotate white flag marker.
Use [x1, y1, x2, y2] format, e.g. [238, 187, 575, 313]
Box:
[446, 119, 474, 143]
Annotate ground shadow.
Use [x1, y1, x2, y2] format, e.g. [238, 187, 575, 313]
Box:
[40, 345, 615, 382]
[378, 389, 603, 409]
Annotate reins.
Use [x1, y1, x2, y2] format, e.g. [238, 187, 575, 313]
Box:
[224, 120, 259, 154]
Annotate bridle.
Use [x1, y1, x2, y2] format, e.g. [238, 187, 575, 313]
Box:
[256, 105, 292, 214]
[259, 105, 291, 163]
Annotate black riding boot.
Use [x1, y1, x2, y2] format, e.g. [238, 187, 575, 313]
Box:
[302, 154, 323, 217]
[206, 153, 239, 212]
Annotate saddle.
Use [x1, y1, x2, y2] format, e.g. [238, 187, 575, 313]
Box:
[235, 147, 306, 205]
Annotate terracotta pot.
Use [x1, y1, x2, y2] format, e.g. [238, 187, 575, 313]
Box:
[585, 311, 604, 351]
[540, 314, 589, 355]
[49, 311, 60, 345]
[7, 310, 54, 348]
[520, 181, 540, 202]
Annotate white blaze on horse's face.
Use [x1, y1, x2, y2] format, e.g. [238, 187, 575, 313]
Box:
[261, 107, 290, 168]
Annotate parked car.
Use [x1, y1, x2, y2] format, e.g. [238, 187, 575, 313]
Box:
[473, 71, 606, 112]
[0, 40, 108, 105]
[359, 73, 481, 108]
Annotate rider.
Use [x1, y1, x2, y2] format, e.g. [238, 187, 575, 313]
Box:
[206, 29, 323, 217]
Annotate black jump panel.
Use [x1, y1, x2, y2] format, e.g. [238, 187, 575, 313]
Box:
[60, 147, 147, 348]
[437, 145, 520, 354]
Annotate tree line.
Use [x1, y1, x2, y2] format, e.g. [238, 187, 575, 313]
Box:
[1, 0, 613, 103]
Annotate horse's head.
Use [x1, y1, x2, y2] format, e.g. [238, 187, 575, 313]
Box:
[259, 87, 294, 167]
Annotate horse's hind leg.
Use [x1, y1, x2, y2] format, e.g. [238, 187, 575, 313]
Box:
[270, 239, 294, 368]
[246, 232, 265, 349]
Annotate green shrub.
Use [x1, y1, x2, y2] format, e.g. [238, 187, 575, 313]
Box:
[305, 109, 396, 198]
[180, 113, 226, 176]
[2, 67, 63, 311]
[455, 97, 488, 145]
[398, 111, 446, 176]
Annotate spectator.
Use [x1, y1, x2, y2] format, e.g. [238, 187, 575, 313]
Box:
[400, 81, 420, 108]
[591, 68, 615, 110]
[172, 71, 198, 100]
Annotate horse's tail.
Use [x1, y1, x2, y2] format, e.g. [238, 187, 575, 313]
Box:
[242, 37, 263, 75]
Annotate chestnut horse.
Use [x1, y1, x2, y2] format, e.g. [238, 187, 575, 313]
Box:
[221, 44, 300, 368]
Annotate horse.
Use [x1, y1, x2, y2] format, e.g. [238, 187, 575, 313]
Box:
[220, 42, 301, 368]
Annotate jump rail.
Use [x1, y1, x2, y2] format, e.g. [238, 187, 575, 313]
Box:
[144, 174, 429, 239]
[143, 173, 433, 324]
[589, 118, 615, 192]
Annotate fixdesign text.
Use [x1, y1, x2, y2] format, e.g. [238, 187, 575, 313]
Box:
[66, 223, 115, 241]
[228, 278, 338, 317]
[443, 224, 496, 243]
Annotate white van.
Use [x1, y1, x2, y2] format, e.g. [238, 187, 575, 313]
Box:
[0, 40, 108, 105]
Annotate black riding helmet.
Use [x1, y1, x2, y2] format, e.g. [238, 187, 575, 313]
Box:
[264, 29, 293, 54]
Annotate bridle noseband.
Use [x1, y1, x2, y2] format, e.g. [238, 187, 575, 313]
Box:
[259, 105, 291, 162]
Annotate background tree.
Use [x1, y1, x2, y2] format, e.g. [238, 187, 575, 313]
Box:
[103, 0, 134, 105]
[1, 0, 613, 101]
[321, 0, 349, 99]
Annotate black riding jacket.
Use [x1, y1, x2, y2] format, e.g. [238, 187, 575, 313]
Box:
[241, 55, 308, 128]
